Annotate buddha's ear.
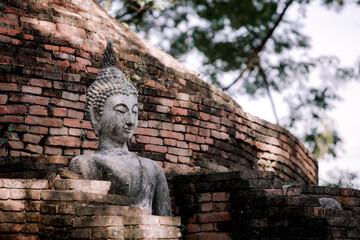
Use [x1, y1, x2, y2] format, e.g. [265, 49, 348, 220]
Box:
[89, 106, 101, 135]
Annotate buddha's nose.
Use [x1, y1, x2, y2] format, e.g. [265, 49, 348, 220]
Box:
[125, 116, 134, 128]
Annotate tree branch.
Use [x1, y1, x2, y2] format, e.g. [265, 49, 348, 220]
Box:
[222, 0, 294, 91]
[258, 63, 279, 124]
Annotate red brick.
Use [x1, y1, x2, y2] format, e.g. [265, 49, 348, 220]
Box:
[199, 112, 211, 121]
[29, 126, 48, 135]
[212, 192, 230, 202]
[134, 127, 159, 137]
[13, 124, 29, 132]
[25, 116, 62, 127]
[0, 223, 22, 232]
[165, 154, 178, 163]
[69, 128, 83, 136]
[189, 143, 200, 151]
[145, 144, 167, 153]
[49, 127, 68, 135]
[160, 130, 184, 140]
[178, 156, 190, 164]
[137, 136, 163, 145]
[156, 105, 170, 113]
[64, 148, 81, 156]
[201, 223, 214, 231]
[57, 60, 70, 68]
[86, 131, 97, 140]
[147, 120, 161, 129]
[187, 126, 199, 134]
[86, 67, 99, 74]
[201, 144, 209, 152]
[9, 94, 50, 106]
[168, 147, 192, 156]
[201, 202, 213, 212]
[44, 146, 62, 155]
[158, 98, 174, 107]
[29, 106, 47, 116]
[0, 82, 19, 91]
[171, 107, 188, 116]
[60, 46, 75, 54]
[63, 73, 81, 82]
[44, 44, 59, 51]
[45, 136, 81, 147]
[186, 223, 201, 233]
[62, 91, 80, 101]
[162, 122, 173, 130]
[199, 128, 210, 137]
[76, 56, 91, 66]
[0, 106, 6, 115]
[173, 124, 186, 132]
[25, 201, 40, 212]
[6, 105, 27, 115]
[164, 138, 177, 146]
[0, 200, 25, 211]
[63, 118, 92, 130]
[25, 144, 43, 154]
[52, 108, 67, 117]
[0, 115, 24, 123]
[81, 141, 98, 149]
[29, 78, 52, 88]
[22, 134, 42, 144]
[200, 121, 217, 130]
[0, 94, 8, 104]
[213, 202, 230, 212]
[57, 23, 86, 39]
[176, 93, 189, 101]
[0, 34, 21, 45]
[7, 141, 24, 150]
[56, 99, 84, 110]
[68, 109, 84, 119]
[185, 134, 196, 142]
[197, 212, 231, 223]
[176, 141, 188, 148]
[197, 193, 212, 202]
[21, 85, 42, 95]
[26, 212, 40, 222]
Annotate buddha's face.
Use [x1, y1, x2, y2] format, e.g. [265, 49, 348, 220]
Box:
[97, 93, 138, 144]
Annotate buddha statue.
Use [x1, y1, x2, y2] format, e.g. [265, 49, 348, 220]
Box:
[68, 40, 172, 216]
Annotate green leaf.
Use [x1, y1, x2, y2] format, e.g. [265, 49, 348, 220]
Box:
[8, 124, 14, 132]
[282, 184, 292, 189]
[1, 137, 9, 146]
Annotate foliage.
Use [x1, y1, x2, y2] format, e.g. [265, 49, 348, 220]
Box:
[323, 169, 360, 189]
[97, 0, 360, 159]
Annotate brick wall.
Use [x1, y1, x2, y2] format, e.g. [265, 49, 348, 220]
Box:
[170, 171, 360, 240]
[0, 178, 181, 239]
[0, 0, 317, 184]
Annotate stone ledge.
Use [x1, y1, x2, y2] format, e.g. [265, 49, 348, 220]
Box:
[53, 179, 111, 195]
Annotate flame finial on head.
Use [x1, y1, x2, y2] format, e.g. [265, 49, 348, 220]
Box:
[102, 39, 118, 68]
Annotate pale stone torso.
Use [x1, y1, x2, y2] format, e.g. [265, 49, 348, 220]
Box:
[68, 153, 165, 214]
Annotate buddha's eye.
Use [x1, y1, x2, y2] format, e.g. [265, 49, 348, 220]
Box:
[132, 105, 139, 114]
[114, 104, 128, 113]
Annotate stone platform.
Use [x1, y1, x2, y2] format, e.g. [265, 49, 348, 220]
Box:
[0, 178, 181, 239]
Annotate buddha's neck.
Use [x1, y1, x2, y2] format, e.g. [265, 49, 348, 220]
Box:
[97, 139, 130, 155]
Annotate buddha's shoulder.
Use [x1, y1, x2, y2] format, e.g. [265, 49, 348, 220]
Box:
[68, 153, 100, 169]
[138, 156, 163, 172]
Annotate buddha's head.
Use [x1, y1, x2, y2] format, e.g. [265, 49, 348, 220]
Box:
[86, 40, 139, 145]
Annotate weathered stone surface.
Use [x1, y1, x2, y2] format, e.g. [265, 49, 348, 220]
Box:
[53, 179, 111, 195]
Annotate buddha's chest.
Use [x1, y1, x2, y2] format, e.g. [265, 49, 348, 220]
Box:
[94, 155, 155, 202]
